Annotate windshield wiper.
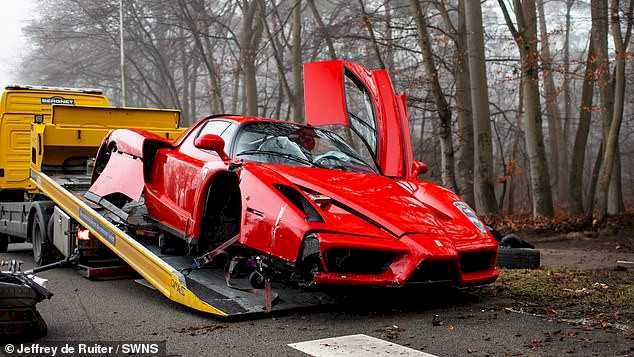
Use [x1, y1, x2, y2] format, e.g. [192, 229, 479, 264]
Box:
[341, 151, 376, 172]
[323, 154, 376, 173]
[236, 150, 323, 168]
[321, 131, 377, 173]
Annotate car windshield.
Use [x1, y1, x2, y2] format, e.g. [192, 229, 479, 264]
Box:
[234, 122, 378, 174]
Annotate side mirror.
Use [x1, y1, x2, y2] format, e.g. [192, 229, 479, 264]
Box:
[194, 134, 229, 160]
[412, 160, 428, 177]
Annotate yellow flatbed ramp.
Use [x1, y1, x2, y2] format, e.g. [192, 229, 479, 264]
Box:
[30, 169, 332, 318]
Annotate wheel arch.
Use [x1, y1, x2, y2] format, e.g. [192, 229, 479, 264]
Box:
[191, 170, 242, 242]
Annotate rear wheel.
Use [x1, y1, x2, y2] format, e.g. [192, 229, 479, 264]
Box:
[31, 212, 52, 267]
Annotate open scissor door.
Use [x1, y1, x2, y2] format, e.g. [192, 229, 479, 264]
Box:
[303, 60, 414, 178]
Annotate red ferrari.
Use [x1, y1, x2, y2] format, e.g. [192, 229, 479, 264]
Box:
[88, 60, 498, 288]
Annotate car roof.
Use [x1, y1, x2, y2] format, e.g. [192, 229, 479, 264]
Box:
[193, 114, 306, 127]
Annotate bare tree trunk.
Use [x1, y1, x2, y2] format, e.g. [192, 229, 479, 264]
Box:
[509, 74, 526, 214]
[537, 0, 565, 206]
[241, 70, 247, 114]
[385, 1, 394, 70]
[359, 0, 385, 69]
[561, 0, 575, 189]
[587, 140, 604, 213]
[498, 0, 554, 217]
[409, 0, 458, 192]
[240, 0, 264, 116]
[231, 67, 240, 114]
[521, 3, 555, 218]
[592, 0, 632, 221]
[260, 0, 295, 115]
[307, 0, 337, 59]
[190, 58, 198, 123]
[507, 131, 521, 214]
[465, 0, 499, 214]
[275, 82, 284, 119]
[608, 148, 625, 214]
[418, 105, 428, 161]
[569, 35, 595, 215]
[180, 34, 191, 123]
[291, 0, 304, 122]
[606, 0, 632, 216]
[177, 0, 223, 113]
[453, 0, 475, 207]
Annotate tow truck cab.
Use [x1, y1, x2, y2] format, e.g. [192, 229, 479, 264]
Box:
[0, 85, 110, 194]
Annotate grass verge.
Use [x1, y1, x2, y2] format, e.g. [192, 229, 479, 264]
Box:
[483, 268, 634, 330]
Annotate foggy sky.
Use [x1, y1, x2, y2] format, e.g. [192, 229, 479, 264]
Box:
[0, 0, 35, 88]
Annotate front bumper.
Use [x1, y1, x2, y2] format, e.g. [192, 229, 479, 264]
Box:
[309, 232, 499, 287]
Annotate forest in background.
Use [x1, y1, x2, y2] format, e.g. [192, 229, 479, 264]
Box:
[17, 0, 634, 222]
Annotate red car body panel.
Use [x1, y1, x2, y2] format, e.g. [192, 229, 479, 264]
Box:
[88, 60, 499, 288]
[89, 153, 144, 201]
[89, 129, 174, 202]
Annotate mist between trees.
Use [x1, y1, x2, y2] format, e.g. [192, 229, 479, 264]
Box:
[18, 0, 634, 221]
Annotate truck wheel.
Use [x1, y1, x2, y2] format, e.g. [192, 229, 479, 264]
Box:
[31, 213, 52, 267]
[0, 234, 8, 253]
[497, 247, 540, 269]
[0, 308, 48, 341]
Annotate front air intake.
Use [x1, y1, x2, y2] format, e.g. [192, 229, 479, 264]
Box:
[408, 259, 459, 283]
[459, 250, 496, 273]
[325, 248, 397, 274]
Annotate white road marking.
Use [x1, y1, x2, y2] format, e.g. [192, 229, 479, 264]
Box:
[288, 334, 438, 357]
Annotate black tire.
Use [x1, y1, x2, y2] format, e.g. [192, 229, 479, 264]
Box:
[0, 281, 39, 307]
[0, 307, 47, 341]
[249, 270, 265, 289]
[0, 234, 8, 253]
[497, 247, 540, 269]
[31, 210, 52, 267]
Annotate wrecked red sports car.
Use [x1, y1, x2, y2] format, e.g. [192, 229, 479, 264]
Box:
[88, 60, 498, 288]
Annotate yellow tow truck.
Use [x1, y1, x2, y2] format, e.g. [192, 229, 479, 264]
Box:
[0, 85, 330, 318]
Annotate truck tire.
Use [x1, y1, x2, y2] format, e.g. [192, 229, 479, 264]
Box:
[0, 275, 47, 340]
[0, 281, 39, 305]
[0, 234, 8, 253]
[31, 210, 52, 267]
[497, 247, 540, 269]
[0, 308, 48, 341]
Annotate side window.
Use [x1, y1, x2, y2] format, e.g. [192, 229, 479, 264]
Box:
[199, 120, 231, 137]
[344, 72, 378, 156]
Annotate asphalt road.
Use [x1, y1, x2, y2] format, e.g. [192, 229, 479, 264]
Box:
[2, 244, 632, 357]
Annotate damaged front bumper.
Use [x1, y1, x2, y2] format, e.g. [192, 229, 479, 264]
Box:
[303, 232, 499, 288]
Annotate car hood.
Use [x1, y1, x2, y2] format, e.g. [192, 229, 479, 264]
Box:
[256, 164, 485, 241]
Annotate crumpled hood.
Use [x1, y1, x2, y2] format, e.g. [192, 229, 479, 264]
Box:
[257, 164, 485, 241]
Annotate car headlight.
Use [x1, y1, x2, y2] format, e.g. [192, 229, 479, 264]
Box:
[453, 201, 487, 233]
